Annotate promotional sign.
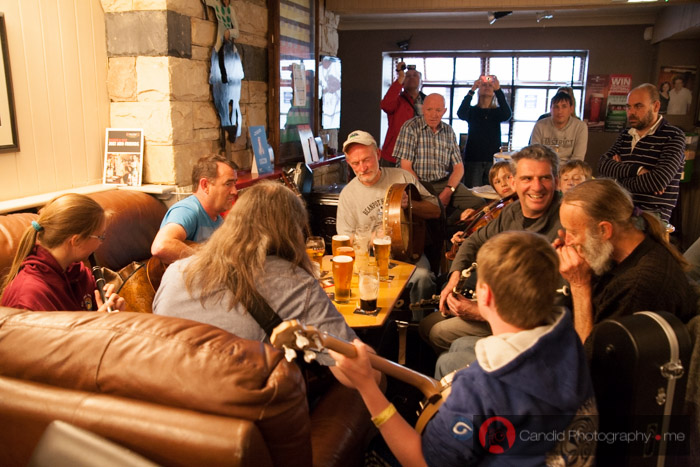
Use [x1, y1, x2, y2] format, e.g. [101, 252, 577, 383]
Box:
[103, 128, 144, 186]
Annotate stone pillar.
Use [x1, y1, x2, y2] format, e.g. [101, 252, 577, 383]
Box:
[102, 0, 269, 186]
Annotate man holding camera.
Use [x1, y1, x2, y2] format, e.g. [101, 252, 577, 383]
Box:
[380, 62, 426, 167]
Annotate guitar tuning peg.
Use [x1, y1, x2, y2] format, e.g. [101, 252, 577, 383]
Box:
[303, 349, 317, 363]
[295, 331, 311, 349]
[282, 345, 297, 362]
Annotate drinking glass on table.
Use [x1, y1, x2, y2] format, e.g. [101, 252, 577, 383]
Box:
[353, 226, 371, 275]
[332, 255, 354, 303]
[372, 226, 392, 281]
[331, 234, 351, 256]
[358, 264, 380, 313]
[305, 236, 325, 276]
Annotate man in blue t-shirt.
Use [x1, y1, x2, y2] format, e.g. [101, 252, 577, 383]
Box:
[151, 154, 238, 264]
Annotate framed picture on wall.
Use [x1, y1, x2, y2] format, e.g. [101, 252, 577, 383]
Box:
[0, 13, 19, 152]
[657, 65, 696, 116]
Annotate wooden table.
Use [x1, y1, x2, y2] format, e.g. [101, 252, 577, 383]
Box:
[321, 256, 416, 328]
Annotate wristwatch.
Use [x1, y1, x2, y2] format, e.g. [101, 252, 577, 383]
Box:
[447, 185, 456, 193]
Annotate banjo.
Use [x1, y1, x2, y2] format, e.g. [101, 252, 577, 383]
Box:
[271, 320, 453, 434]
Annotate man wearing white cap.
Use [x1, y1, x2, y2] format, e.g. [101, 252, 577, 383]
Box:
[336, 130, 440, 306]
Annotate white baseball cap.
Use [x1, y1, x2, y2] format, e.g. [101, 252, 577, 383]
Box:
[342, 130, 377, 152]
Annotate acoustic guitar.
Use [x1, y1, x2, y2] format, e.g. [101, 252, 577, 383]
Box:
[271, 320, 453, 434]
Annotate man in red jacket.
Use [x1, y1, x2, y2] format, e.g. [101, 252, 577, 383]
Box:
[380, 62, 425, 166]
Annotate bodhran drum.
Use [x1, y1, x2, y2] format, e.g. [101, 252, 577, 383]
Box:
[382, 183, 425, 263]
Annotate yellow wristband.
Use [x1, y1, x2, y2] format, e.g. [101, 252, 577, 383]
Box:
[371, 403, 397, 428]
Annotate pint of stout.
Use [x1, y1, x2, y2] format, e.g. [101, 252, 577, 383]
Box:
[358, 265, 379, 312]
[332, 255, 354, 303]
[373, 236, 392, 280]
[331, 234, 351, 256]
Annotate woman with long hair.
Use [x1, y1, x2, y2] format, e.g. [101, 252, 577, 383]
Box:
[658, 81, 671, 114]
[153, 181, 356, 344]
[1, 193, 125, 312]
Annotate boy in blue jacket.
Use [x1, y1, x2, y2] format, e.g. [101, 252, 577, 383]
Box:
[330, 231, 596, 466]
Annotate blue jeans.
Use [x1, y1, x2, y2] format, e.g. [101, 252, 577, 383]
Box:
[463, 161, 492, 188]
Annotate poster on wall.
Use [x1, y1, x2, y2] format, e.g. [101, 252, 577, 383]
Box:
[103, 129, 144, 186]
[604, 74, 633, 133]
[657, 65, 696, 116]
[583, 74, 608, 132]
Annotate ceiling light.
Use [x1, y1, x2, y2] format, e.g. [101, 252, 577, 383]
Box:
[536, 11, 554, 22]
[487, 11, 513, 25]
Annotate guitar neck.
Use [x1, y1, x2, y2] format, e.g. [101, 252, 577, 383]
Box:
[322, 334, 442, 399]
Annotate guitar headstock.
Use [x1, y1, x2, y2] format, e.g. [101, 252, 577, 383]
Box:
[270, 320, 329, 365]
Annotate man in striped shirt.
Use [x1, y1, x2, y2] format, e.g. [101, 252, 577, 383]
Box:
[597, 83, 686, 223]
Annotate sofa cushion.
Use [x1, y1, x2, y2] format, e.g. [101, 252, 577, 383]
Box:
[0, 308, 312, 467]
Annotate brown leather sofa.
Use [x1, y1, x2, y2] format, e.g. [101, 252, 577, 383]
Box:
[0, 190, 373, 466]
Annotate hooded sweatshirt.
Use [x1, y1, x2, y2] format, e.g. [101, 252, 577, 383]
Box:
[422, 308, 597, 466]
[1, 245, 97, 311]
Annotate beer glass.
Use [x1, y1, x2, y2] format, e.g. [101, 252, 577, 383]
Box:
[358, 265, 379, 313]
[331, 234, 351, 256]
[305, 236, 325, 276]
[372, 227, 392, 281]
[353, 226, 371, 275]
[336, 245, 355, 259]
[332, 255, 354, 303]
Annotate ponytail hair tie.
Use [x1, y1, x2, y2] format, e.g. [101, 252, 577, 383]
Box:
[631, 206, 646, 231]
[31, 220, 43, 232]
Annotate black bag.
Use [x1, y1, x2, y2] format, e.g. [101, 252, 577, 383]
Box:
[591, 311, 692, 466]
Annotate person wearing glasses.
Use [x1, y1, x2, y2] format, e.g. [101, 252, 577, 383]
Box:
[0, 193, 125, 312]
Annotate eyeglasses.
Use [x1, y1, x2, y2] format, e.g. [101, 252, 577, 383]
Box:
[90, 234, 107, 242]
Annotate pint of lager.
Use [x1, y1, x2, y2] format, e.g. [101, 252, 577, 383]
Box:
[332, 255, 354, 303]
[358, 265, 379, 312]
[332, 234, 351, 256]
[373, 236, 392, 280]
[336, 246, 355, 258]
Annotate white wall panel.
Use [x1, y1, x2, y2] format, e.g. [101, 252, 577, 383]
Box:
[0, 0, 108, 202]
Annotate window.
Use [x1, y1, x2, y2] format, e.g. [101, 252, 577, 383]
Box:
[382, 52, 587, 150]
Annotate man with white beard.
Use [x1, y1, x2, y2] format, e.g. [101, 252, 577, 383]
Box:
[555, 178, 697, 348]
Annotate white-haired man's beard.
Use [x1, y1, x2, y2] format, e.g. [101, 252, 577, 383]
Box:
[580, 227, 615, 276]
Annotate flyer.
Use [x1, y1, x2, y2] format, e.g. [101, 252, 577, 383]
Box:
[103, 128, 144, 186]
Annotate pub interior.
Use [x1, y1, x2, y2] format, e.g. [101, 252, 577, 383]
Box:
[1, 1, 700, 465]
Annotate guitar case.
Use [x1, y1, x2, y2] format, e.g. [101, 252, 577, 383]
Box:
[591, 311, 692, 466]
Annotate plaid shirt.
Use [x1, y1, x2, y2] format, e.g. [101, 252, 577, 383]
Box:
[393, 116, 463, 182]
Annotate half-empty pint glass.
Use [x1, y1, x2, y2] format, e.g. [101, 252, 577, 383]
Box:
[332, 255, 354, 303]
[373, 236, 392, 281]
[332, 234, 351, 256]
[358, 265, 380, 312]
[353, 227, 371, 274]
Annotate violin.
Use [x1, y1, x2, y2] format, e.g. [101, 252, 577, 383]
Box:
[445, 193, 517, 261]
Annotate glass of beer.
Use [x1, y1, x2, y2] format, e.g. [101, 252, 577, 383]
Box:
[358, 265, 380, 313]
[331, 234, 351, 256]
[372, 227, 392, 281]
[332, 255, 354, 303]
[336, 245, 355, 259]
[353, 226, 371, 275]
[305, 236, 325, 276]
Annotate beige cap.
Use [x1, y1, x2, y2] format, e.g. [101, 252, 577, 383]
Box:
[342, 130, 377, 152]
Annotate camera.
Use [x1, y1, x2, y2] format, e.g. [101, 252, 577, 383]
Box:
[398, 63, 406, 71]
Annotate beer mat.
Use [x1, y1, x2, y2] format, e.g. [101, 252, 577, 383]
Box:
[353, 307, 381, 316]
[321, 277, 334, 288]
[389, 262, 397, 269]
